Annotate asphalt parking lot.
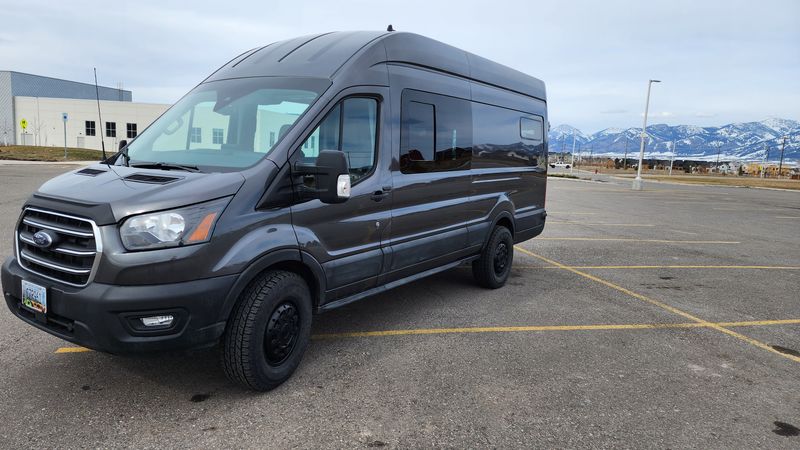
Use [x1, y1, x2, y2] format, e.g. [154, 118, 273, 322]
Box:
[0, 164, 798, 448]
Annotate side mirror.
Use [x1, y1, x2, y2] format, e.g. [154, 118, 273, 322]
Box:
[294, 150, 350, 204]
[118, 139, 127, 150]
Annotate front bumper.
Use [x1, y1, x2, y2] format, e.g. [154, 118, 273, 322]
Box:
[2, 257, 237, 354]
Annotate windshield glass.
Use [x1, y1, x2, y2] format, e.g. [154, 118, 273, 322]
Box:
[124, 77, 330, 169]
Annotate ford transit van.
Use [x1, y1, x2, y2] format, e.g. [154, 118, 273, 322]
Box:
[2, 31, 548, 390]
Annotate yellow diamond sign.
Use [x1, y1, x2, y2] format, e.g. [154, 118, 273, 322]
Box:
[20, 119, 28, 130]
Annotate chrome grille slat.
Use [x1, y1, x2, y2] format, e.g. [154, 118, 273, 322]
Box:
[16, 207, 101, 287]
[18, 233, 95, 256]
[21, 218, 94, 237]
[19, 250, 92, 274]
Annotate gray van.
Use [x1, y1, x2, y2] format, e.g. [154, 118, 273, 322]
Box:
[1, 31, 548, 391]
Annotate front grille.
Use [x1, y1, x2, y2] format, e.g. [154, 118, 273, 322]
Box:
[16, 208, 101, 286]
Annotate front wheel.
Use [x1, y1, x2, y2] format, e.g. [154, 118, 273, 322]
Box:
[222, 270, 312, 391]
[472, 225, 514, 289]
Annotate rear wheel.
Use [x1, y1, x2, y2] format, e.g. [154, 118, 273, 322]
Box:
[472, 225, 514, 288]
[222, 270, 312, 391]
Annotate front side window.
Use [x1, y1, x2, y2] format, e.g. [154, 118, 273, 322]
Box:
[106, 122, 116, 138]
[124, 77, 329, 170]
[299, 97, 378, 183]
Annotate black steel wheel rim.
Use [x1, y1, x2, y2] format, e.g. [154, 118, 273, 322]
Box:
[264, 302, 300, 366]
[493, 241, 509, 275]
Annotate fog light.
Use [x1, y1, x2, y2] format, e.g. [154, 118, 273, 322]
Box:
[140, 315, 174, 327]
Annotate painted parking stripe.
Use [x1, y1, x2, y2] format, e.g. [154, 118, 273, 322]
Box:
[312, 319, 800, 339]
[510, 265, 800, 270]
[546, 221, 656, 227]
[514, 246, 800, 364]
[536, 238, 740, 244]
[55, 346, 92, 353]
[55, 319, 800, 352]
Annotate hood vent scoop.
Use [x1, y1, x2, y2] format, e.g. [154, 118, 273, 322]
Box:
[76, 168, 107, 177]
[124, 173, 182, 184]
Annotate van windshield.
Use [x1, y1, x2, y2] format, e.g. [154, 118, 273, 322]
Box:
[124, 77, 330, 170]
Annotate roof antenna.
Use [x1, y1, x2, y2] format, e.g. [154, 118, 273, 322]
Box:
[93, 68, 109, 165]
[387, 24, 395, 32]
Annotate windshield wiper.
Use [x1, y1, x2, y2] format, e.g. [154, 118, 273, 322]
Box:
[131, 162, 200, 172]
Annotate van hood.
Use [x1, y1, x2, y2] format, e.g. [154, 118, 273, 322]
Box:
[26, 164, 247, 225]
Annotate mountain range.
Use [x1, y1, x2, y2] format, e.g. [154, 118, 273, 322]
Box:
[548, 118, 799, 162]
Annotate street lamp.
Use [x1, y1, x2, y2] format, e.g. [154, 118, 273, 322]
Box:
[632, 79, 661, 190]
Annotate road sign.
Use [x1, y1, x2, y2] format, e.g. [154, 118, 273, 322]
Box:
[62, 113, 68, 122]
[20, 119, 27, 130]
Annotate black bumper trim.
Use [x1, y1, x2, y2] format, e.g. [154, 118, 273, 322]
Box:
[2, 257, 237, 354]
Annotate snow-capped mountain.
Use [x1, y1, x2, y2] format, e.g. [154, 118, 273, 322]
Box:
[548, 118, 799, 162]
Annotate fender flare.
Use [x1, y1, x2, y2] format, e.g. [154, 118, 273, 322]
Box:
[481, 206, 516, 251]
[218, 248, 327, 323]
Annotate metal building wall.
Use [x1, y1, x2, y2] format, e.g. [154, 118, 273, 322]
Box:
[8, 72, 132, 102]
[0, 71, 134, 145]
[0, 72, 14, 145]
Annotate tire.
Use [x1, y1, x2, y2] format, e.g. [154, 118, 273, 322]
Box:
[222, 270, 312, 391]
[472, 225, 514, 289]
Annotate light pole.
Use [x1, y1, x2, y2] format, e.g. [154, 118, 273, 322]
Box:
[633, 79, 661, 190]
[570, 129, 576, 173]
[669, 140, 675, 176]
[714, 142, 722, 172]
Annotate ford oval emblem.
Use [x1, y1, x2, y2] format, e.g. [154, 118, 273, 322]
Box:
[32, 230, 54, 248]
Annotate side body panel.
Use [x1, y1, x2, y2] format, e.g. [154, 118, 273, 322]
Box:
[382, 64, 477, 284]
[469, 81, 548, 246]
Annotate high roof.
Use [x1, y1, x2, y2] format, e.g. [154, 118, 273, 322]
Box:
[206, 31, 546, 101]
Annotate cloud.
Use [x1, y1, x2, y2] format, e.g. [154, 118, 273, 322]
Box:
[694, 112, 717, 118]
[639, 111, 674, 117]
[600, 109, 628, 114]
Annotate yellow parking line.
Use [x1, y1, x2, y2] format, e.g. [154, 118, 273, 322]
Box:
[536, 238, 740, 244]
[514, 246, 800, 364]
[775, 216, 800, 219]
[313, 319, 800, 339]
[55, 346, 92, 353]
[512, 265, 800, 270]
[547, 221, 655, 227]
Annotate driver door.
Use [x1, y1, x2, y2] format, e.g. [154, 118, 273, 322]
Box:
[289, 89, 392, 302]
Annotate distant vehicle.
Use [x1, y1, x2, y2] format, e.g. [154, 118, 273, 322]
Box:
[550, 162, 571, 169]
[1, 31, 548, 391]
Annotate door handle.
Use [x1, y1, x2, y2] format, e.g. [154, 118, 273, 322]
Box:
[371, 190, 389, 201]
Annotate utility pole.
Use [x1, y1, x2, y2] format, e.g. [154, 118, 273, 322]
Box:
[778, 135, 787, 177]
[762, 143, 769, 178]
[623, 138, 629, 169]
[669, 140, 675, 176]
[715, 142, 722, 172]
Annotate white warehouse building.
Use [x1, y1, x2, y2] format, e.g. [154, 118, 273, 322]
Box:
[0, 71, 170, 150]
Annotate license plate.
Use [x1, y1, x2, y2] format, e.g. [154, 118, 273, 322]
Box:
[21, 280, 47, 314]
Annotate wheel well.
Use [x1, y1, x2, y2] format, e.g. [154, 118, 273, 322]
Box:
[496, 216, 514, 235]
[266, 260, 321, 308]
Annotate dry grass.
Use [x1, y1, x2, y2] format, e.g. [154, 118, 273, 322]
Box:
[614, 173, 800, 190]
[0, 145, 105, 162]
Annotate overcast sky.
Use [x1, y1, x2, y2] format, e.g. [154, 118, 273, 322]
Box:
[1, 0, 798, 133]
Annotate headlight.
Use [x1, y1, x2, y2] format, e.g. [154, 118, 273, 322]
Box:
[120, 197, 231, 251]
